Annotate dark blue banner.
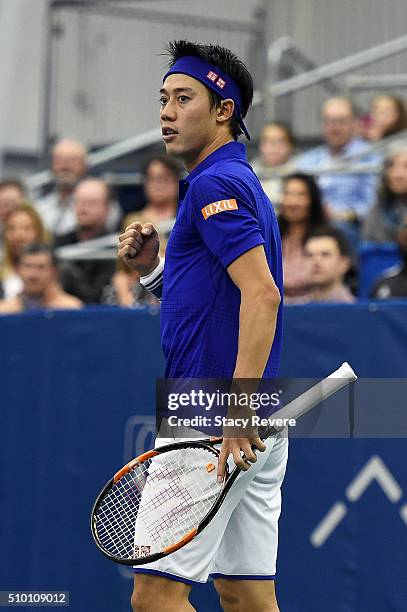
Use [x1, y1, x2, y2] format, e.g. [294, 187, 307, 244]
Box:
[0, 304, 406, 611]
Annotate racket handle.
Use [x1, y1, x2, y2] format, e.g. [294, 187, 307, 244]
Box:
[265, 362, 357, 434]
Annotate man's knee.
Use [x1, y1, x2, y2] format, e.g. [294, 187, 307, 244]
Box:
[131, 574, 191, 612]
[131, 577, 153, 612]
[214, 579, 240, 612]
[214, 578, 279, 612]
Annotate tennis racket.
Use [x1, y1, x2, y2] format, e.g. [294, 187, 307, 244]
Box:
[91, 362, 357, 565]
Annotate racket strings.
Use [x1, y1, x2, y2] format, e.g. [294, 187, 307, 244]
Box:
[94, 447, 221, 560]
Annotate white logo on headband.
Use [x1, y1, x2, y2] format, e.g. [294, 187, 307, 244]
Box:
[207, 70, 218, 82]
[206, 70, 227, 90]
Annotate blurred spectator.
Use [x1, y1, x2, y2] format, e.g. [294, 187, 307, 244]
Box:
[123, 155, 181, 256]
[0, 204, 48, 299]
[34, 139, 122, 237]
[0, 244, 82, 313]
[0, 179, 26, 255]
[251, 122, 295, 210]
[278, 173, 327, 303]
[101, 266, 158, 308]
[297, 97, 380, 232]
[363, 143, 407, 243]
[371, 224, 407, 298]
[364, 95, 407, 141]
[55, 178, 116, 304]
[304, 227, 355, 303]
[35, 139, 88, 237]
[0, 179, 25, 222]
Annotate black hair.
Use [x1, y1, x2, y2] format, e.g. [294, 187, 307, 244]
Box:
[18, 243, 57, 267]
[380, 147, 407, 209]
[278, 173, 327, 240]
[164, 40, 254, 140]
[304, 226, 352, 258]
[142, 155, 183, 181]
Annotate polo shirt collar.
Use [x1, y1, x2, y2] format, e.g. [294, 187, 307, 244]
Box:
[178, 142, 247, 198]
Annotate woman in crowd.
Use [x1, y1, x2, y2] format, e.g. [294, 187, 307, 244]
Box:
[123, 155, 181, 257]
[365, 95, 407, 141]
[251, 121, 296, 211]
[363, 143, 407, 243]
[104, 155, 181, 308]
[278, 173, 327, 303]
[0, 204, 48, 299]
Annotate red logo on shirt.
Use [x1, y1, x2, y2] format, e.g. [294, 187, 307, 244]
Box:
[201, 199, 238, 220]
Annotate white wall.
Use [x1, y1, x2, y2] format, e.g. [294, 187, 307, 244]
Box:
[2, 0, 407, 163]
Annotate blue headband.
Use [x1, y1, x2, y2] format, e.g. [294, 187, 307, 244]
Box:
[163, 56, 250, 140]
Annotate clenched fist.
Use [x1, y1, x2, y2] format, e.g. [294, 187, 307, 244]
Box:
[118, 222, 160, 277]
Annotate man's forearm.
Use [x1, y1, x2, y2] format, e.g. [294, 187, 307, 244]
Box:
[233, 290, 280, 379]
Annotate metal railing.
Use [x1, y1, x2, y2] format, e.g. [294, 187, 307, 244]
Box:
[268, 33, 407, 98]
[55, 217, 175, 261]
[29, 29, 407, 193]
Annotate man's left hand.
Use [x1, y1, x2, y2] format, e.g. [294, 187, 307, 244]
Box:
[217, 436, 266, 483]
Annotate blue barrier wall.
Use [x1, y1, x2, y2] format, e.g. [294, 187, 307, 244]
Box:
[1, 303, 407, 612]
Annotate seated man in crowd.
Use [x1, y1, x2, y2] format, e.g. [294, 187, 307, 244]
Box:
[304, 226, 355, 303]
[297, 97, 381, 241]
[34, 139, 88, 237]
[55, 177, 116, 303]
[371, 223, 407, 298]
[34, 138, 121, 238]
[0, 243, 82, 313]
[0, 179, 26, 254]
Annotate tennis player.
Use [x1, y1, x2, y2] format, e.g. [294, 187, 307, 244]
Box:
[118, 40, 287, 612]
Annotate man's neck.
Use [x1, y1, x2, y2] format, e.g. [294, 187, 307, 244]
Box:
[23, 282, 60, 307]
[328, 140, 352, 157]
[312, 280, 343, 300]
[78, 225, 106, 242]
[185, 134, 234, 173]
[57, 188, 73, 203]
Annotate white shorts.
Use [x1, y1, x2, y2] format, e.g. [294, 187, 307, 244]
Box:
[133, 431, 289, 585]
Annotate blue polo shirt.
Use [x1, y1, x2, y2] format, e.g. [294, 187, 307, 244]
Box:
[161, 141, 283, 379]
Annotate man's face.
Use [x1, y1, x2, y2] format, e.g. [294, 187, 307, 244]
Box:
[74, 180, 109, 229]
[305, 236, 350, 287]
[0, 185, 24, 222]
[386, 151, 407, 195]
[159, 74, 219, 164]
[322, 100, 355, 151]
[52, 142, 87, 191]
[19, 253, 55, 296]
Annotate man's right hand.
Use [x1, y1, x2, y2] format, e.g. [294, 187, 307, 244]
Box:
[118, 222, 160, 276]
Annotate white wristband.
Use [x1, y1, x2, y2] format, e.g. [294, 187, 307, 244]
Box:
[139, 257, 164, 287]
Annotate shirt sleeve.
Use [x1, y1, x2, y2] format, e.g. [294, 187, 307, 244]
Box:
[189, 173, 265, 268]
